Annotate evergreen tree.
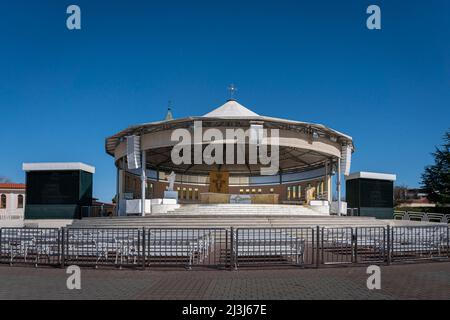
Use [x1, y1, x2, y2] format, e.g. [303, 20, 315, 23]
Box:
[421, 131, 450, 205]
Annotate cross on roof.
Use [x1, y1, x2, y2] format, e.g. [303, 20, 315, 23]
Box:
[227, 84, 237, 100]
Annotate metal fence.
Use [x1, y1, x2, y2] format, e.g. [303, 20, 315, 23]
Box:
[394, 211, 450, 223]
[318, 225, 449, 265]
[0, 228, 61, 266]
[354, 227, 387, 264]
[233, 227, 315, 268]
[319, 227, 387, 265]
[64, 228, 143, 268]
[390, 226, 449, 262]
[147, 228, 229, 269]
[320, 227, 354, 265]
[0, 225, 448, 270]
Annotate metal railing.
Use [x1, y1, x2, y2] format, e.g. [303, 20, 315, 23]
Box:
[354, 227, 387, 264]
[0, 225, 448, 270]
[147, 228, 229, 269]
[390, 226, 449, 262]
[64, 228, 143, 268]
[394, 211, 450, 223]
[0, 228, 61, 266]
[233, 227, 315, 268]
[320, 227, 354, 265]
[319, 226, 387, 265]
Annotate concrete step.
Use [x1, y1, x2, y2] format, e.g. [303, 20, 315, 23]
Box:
[70, 220, 389, 228]
[74, 216, 376, 221]
[68, 204, 394, 229]
[73, 220, 379, 226]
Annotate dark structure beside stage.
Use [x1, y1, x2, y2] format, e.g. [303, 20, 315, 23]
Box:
[23, 163, 95, 219]
[346, 172, 396, 219]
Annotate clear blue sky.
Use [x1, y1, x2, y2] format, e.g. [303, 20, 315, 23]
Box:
[0, 0, 449, 202]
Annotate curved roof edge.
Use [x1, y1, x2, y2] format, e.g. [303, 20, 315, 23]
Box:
[105, 100, 354, 156]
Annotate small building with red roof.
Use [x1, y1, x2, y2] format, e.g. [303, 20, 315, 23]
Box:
[0, 183, 26, 220]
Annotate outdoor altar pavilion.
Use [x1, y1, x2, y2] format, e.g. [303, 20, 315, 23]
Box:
[105, 98, 354, 215]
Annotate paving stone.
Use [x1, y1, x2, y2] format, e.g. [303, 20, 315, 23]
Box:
[0, 262, 449, 300]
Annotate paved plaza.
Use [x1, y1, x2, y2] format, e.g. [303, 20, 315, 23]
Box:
[0, 262, 449, 300]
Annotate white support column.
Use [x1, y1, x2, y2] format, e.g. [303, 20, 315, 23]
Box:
[117, 158, 126, 216]
[324, 160, 328, 201]
[140, 151, 146, 216]
[116, 165, 120, 215]
[337, 157, 342, 216]
[327, 158, 333, 203]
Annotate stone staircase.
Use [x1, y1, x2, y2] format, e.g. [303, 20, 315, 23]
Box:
[168, 204, 326, 216]
[69, 204, 403, 229]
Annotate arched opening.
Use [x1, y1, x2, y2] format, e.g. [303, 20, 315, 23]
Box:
[17, 194, 24, 208]
[0, 194, 6, 209]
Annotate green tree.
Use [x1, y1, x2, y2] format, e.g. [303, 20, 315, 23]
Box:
[421, 130, 450, 205]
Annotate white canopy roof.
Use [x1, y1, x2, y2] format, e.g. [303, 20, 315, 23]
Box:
[105, 99, 354, 158]
[203, 100, 259, 117]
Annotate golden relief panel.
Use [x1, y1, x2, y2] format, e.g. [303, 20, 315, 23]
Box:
[209, 171, 229, 194]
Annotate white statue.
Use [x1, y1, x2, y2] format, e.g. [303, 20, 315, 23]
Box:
[167, 171, 176, 191]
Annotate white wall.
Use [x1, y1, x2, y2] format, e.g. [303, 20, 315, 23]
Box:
[0, 190, 25, 220]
